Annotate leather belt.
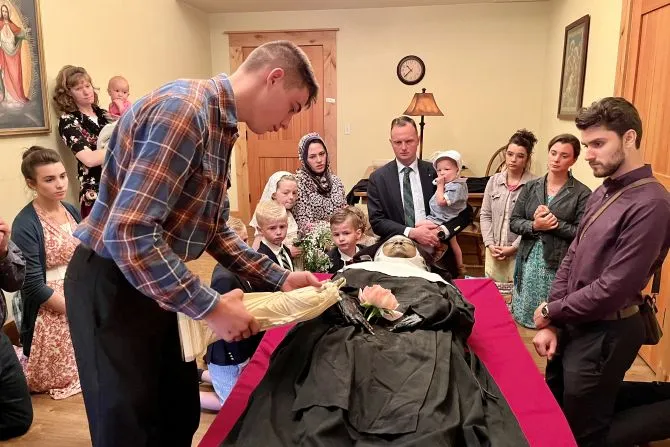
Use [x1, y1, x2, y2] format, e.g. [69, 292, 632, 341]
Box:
[603, 305, 639, 321]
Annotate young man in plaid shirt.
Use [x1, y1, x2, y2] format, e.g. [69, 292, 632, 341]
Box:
[65, 41, 321, 446]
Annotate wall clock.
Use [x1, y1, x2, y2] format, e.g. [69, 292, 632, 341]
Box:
[397, 55, 425, 85]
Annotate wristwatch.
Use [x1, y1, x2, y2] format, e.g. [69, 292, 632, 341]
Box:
[541, 303, 550, 319]
[437, 230, 447, 241]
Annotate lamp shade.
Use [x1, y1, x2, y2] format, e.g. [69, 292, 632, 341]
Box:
[403, 88, 444, 116]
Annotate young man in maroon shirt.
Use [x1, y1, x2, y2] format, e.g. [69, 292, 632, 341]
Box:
[532, 97, 670, 446]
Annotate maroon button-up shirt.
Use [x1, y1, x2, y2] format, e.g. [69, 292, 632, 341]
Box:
[546, 165, 670, 323]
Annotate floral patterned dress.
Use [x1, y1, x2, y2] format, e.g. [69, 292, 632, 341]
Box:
[511, 196, 558, 328]
[19, 205, 81, 399]
[58, 105, 110, 217]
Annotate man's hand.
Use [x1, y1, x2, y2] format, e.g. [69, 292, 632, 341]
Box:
[281, 271, 322, 292]
[533, 302, 551, 329]
[204, 289, 259, 342]
[409, 225, 440, 247]
[533, 326, 558, 360]
[532, 212, 558, 231]
[0, 218, 10, 259]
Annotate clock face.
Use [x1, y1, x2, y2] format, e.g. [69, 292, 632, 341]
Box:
[397, 56, 425, 85]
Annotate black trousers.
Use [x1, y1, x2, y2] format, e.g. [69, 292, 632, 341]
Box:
[64, 245, 200, 447]
[547, 313, 670, 446]
[0, 331, 32, 440]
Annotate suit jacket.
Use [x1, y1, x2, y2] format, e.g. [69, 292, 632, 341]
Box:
[206, 265, 263, 366]
[367, 159, 437, 239]
[367, 159, 473, 240]
[258, 241, 293, 271]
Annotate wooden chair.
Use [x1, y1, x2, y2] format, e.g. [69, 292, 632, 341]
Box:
[486, 145, 507, 176]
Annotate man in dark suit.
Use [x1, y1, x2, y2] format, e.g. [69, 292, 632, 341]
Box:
[367, 116, 471, 277]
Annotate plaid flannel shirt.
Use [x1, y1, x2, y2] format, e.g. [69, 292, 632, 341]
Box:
[74, 75, 289, 319]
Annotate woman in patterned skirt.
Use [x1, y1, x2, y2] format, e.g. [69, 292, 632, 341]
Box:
[292, 132, 347, 234]
[12, 147, 82, 399]
[509, 134, 591, 328]
[53, 65, 111, 218]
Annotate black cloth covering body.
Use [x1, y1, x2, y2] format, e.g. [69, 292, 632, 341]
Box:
[222, 267, 528, 446]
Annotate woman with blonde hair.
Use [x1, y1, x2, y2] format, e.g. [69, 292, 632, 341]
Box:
[53, 65, 111, 217]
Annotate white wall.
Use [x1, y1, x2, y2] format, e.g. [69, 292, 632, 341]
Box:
[209, 2, 552, 210]
[537, 0, 623, 189]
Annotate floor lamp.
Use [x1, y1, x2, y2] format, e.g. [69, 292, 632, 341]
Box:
[403, 88, 444, 160]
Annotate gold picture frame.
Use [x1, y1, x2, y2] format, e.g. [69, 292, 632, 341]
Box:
[0, 0, 50, 136]
[557, 15, 590, 120]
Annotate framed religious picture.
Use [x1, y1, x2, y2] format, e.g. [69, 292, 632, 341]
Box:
[0, 0, 50, 136]
[557, 15, 590, 120]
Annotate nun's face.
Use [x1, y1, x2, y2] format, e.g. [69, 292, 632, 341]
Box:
[381, 236, 417, 258]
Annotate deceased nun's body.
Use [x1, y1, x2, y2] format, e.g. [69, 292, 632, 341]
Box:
[222, 236, 528, 446]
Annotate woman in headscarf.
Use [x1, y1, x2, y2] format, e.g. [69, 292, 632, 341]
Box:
[292, 132, 347, 234]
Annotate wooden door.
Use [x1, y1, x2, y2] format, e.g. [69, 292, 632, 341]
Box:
[244, 44, 325, 209]
[227, 30, 337, 222]
[616, 0, 670, 378]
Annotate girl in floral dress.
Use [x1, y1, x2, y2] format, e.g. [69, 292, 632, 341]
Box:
[12, 147, 82, 399]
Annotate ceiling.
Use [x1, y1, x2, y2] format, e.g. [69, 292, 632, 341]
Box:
[180, 0, 547, 14]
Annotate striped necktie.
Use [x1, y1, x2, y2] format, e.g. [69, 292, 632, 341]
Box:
[278, 247, 292, 271]
[402, 166, 416, 227]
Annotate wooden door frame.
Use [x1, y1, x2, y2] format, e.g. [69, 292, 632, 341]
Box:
[613, 0, 670, 377]
[614, 0, 635, 96]
[614, 0, 668, 96]
[227, 29, 338, 222]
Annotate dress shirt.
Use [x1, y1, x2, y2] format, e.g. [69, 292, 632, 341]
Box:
[546, 165, 670, 323]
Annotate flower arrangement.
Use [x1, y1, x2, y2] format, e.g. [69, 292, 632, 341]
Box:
[358, 285, 403, 321]
[294, 221, 333, 273]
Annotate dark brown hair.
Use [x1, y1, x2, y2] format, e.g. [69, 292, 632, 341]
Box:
[21, 146, 63, 181]
[575, 97, 643, 148]
[507, 129, 537, 156]
[330, 206, 367, 233]
[548, 133, 581, 159]
[390, 115, 418, 132]
[53, 65, 99, 114]
[242, 40, 319, 108]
